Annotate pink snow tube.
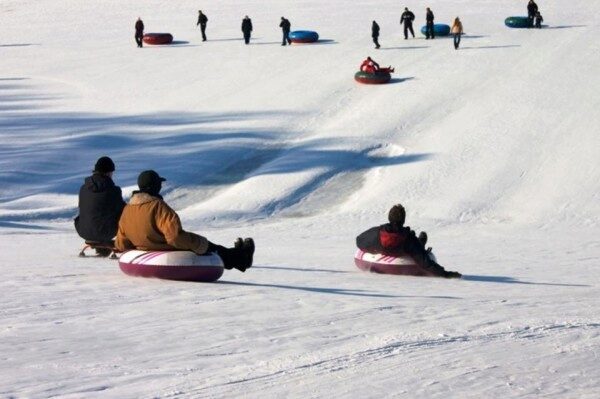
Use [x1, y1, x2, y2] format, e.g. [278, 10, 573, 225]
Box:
[143, 33, 174, 45]
[119, 250, 224, 282]
[354, 249, 438, 277]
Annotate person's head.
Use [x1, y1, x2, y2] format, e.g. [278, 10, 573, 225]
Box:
[245, 15, 249, 19]
[388, 204, 406, 227]
[367, 56, 372, 61]
[427, 7, 431, 11]
[137, 170, 166, 196]
[281, 16, 284, 20]
[137, 17, 141, 21]
[199, 10, 202, 14]
[455, 16, 460, 22]
[93, 156, 115, 177]
[405, 7, 408, 11]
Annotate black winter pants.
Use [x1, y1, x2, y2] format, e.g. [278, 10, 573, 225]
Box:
[208, 242, 249, 270]
[135, 33, 143, 47]
[200, 23, 207, 41]
[403, 24, 414, 39]
[425, 22, 435, 39]
[453, 33, 461, 49]
[372, 35, 380, 48]
[282, 31, 291, 45]
[243, 32, 251, 44]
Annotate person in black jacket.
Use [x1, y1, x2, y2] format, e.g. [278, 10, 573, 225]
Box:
[527, 0, 539, 27]
[242, 15, 253, 44]
[400, 7, 415, 39]
[280, 17, 291, 46]
[74, 156, 126, 256]
[372, 20, 380, 49]
[135, 17, 144, 48]
[197, 10, 208, 41]
[425, 7, 435, 39]
[356, 204, 461, 278]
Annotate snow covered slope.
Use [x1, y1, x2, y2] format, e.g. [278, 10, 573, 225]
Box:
[1, 0, 599, 397]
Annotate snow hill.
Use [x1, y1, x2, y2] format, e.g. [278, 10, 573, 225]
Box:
[1, 0, 599, 397]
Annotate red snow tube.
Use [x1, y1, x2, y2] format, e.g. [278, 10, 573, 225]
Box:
[119, 250, 224, 282]
[143, 33, 174, 45]
[354, 70, 391, 84]
[354, 249, 439, 277]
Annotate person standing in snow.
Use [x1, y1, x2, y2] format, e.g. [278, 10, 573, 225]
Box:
[280, 17, 291, 46]
[527, 0, 539, 27]
[135, 17, 144, 48]
[241, 15, 253, 44]
[451, 17, 463, 50]
[400, 7, 416, 39]
[372, 20, 381, 49]
[115, 170, 255, 272]
[74, 156, 126, 256]
[197, 10, 208, 41]
[534, 11, 544, 28]
[356, 204, 461, 278]
[425, 7, 435, 39]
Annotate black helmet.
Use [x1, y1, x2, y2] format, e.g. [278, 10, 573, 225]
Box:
[137, 170, 166, 194]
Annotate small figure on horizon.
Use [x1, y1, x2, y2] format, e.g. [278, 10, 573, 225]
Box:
[242, 15, 253, 44]
[115, 170, 255, 272]
[527, 0, 539, 27]
[534, 11, 544, 28]
[135, 17, 144, 48]
[360, 56, 394, 74]
[400, 7, 416, 39]
[425, 7, 435, 39]
[372, 20, 381, 49]
[75, 156, 125, 256]
[451, 17, 463, 50]
[356, 204, 461, 278]
[197, 10, 208, 41]
[280, 17, 291, 46]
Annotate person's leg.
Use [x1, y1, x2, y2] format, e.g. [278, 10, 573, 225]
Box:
[457, 34, 461, 48]
[404, 25, 408, 40]
[282, 32, 286, 45]
[410, 25, 415, 38]
[209, 239, 254, 272]
[201, 25, 207, 41]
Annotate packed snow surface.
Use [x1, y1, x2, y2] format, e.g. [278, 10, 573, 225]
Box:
[1, 0, 599, 397]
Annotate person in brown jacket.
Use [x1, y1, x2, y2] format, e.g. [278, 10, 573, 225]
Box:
[451, 17, 463, 50]
[116, 170, 255, 272]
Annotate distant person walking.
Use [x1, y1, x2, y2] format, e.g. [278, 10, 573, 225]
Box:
[425, 7, 435, 39]
[527, 0, 539, 27]
[534, 11, 544, 28]
[197, 10, 208, 41]
[135, 17, 144, 48]
[400, 7, 415, 39]
[241, 15, 253, 44]
[372, 20, 380, 49]
[451, 17, 463, 49]
[280, 17, 291, 46]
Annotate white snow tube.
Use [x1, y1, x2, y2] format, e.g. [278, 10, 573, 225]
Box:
[119, 250, 224, 282]
[354, 249, 439, 277]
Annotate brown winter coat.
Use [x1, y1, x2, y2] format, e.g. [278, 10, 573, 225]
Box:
[451, 19, 463, 34]
[115, 192, 209, 254]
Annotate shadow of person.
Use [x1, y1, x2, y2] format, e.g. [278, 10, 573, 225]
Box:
[462, 275, 589, 287]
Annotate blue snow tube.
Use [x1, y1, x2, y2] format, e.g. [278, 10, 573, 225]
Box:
[289, 30, 319, 43]
[420, 24, 451, 37]
[505, 16, 532, 28]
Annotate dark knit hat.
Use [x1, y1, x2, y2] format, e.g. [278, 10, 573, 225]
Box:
[94, 156, 115, 173]
[388, 204, 406, 226]
[137, 170, 166, 191]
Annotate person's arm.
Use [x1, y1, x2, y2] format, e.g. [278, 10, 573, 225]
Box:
[155, 202, 209, 254]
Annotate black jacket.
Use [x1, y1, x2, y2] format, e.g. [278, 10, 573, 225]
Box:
[280, 18, 291, 32]
[527, 2, 538, 16]
[400, 11, 415, 25]
[74, 173, 125, 243]
[135, 20, 144, 34]
[242, 18, 253, 33]
[426, 10, 434, 23]
[197, 13, 208, 26]
[372, 21, 380, 37]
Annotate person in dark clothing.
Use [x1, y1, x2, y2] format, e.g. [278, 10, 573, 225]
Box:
[527, 0, 539, 27]
[74, 156, 126, 256]
[400, 7, 416, 39]
[356, 204, 461, 278]
[241, 15, 253, 44]
[372, 20, 380, 49]
[280, 17, 291, 46]
[534, 11, 543, 28]
[425, 7, 435, 39]
[135, 17, 144, 48]
[197, 10, 208, 41]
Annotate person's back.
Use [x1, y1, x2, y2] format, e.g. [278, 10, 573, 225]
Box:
[280, 18, 290, 32]
[75, 156, 125, 244]
[242, 16, 253, 32]
[135, 19, 144, 33]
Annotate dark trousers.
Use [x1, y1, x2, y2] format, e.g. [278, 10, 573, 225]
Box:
[404, 236, 447, 277]
[135, 33, 143, 47]
[528, 13, 534, 27]
[403, 24, 414, 39]
[535, 19, 542, 28]
[453, 33, 461, 49]
[208, 242, 249, 270]
[243, 32, 251, 44]
[200, 23, 207, 41]
[425, 22, 435, 39]
[282, 31, 291, 45]
[372, 35, 380, 48]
